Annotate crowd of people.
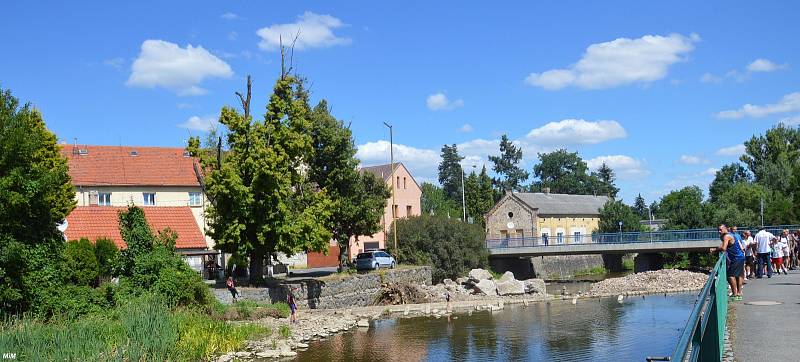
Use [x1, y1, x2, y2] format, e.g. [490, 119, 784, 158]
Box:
[715, 225, 800, 301]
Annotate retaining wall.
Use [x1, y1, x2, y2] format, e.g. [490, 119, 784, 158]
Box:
[530, 255, 606, 279]
[213, 266, 432, 309]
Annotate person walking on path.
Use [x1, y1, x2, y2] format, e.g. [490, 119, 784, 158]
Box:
[755, 227, 776, 278]
[794, 230, 800, 269]
[288, 292, 298, 324]
[226, 276, 240, 302]
[742, 230, 756, 279]
[712, 224, 745, 300]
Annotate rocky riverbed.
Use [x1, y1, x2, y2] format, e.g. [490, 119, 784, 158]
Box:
[589, 269, 708, 297]
[216, 268, 708, 361]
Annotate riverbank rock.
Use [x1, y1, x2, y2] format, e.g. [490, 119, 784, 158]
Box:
[496, 280, 525, 296]
[589, 269, 707, 296]
[469, 268, 493, 282]
[473, 279, 498, 296]
[523, 279, 547, 295]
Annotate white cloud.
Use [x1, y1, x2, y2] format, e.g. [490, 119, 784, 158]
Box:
[256, 12, 351, 51]
[178, 115, 219, 132]
[525, 119, 627, 145]
[716, 92, 800, 119]
[700, 73, 721, 83]
[126, 40, 233, 96]
[356, 140, 440, 182]
[678, 155, 710, 165]
[715, 144, 746, 157]
[458, 124, 474, 133]
[747, 58, 786, 72]
[586, 155, 649, 180]
[426, 93, 464, 111]
[525, 33, 699, 90]
[779, 115, 800, 126]
[699, 167, 719, 176]
[221, 12, 238, 20]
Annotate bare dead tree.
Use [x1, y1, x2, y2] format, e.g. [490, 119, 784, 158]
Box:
[235, 75, 252, 120]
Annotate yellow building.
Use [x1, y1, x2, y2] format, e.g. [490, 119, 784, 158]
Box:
[485, 190, 609, 244]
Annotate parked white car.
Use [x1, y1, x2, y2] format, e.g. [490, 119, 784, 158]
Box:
[355, 251, 396, 270]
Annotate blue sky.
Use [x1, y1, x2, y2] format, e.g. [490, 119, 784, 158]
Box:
[2, 1, 799, 203]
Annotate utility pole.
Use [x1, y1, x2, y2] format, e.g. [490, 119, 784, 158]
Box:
[760, 197, 764, 227]
[383, 122, 397, 252]
[461, 165, 466, 222]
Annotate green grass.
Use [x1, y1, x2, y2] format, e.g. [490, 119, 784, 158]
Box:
[573, 266, 608, 277]
[0, 294, 271, 361]
[622, 258, 634, 271]
[278, 325, 291, 339]
[489, 270, 503, 280]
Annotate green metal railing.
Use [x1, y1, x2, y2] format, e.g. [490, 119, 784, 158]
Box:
[647, 253, 728, 362]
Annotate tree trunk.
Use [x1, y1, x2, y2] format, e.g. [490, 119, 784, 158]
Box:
[338, 242, 349, 271]
[249, 252, 264, 285]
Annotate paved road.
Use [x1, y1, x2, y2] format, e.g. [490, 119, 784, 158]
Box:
[731, 269, 800, 361]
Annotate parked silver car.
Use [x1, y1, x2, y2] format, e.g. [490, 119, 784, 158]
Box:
[355, 251, 396, 270]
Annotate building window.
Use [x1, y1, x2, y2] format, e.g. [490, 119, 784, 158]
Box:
[98, 193, 112, 206]
[143, 193, 156, 206]
[397, 176, 400, 188]
[500, 230, 509, 240]
[574, 231, 582, 243]
[515, 229, 524, 238]
[403, 177, 407, 189]
[557, 232, 564, 244]
[406, 205, 412, 216]
[364, 242, 380, 251]
[393, 204, 398, 218]
[189, 192, 202, 206]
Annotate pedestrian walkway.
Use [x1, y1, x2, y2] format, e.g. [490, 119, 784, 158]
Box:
[731, 270, 800, 360]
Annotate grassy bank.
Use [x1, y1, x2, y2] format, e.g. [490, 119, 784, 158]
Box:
[0, 295, 286, 361]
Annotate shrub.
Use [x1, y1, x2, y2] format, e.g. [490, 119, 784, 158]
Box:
[94, 238, 119, 280]
[387, 214, 489, 283]
[64, 238, 99, 286]
[278, 325, 291, 339]
[126, 244, 210, 307]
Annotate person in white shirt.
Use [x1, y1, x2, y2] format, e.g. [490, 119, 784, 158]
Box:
[778, 229, 790, 275]
[755, 228, 776, 278]
[742, 231, 756, 279]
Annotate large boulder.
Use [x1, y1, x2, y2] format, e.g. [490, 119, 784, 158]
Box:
[496, 278, 525, 296]
[473, 279, 498, 296]
[523, 278, 547, 295]
[468, 268, 493, 282]
[498, 271, 516, 283]
[442, 278, 457, 287]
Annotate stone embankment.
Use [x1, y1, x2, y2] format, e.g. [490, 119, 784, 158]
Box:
[589, 269, 708, 297]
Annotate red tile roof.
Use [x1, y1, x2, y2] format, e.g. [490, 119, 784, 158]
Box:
[64, 206, 208, 250]
[60, 145, 200, 186]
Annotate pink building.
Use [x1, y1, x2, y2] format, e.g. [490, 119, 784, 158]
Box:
[349, 163, 421, 259]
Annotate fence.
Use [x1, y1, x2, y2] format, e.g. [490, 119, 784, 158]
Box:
[646, 252, 728, 362]
[486, 225, 800, 249]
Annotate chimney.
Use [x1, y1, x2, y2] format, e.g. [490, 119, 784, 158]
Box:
[72, 138, 79, 155]
[543, 187, 550, 194]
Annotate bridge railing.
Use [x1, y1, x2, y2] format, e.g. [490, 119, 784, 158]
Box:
[486, 224, 800, 249]
[647, 252, 727, 362]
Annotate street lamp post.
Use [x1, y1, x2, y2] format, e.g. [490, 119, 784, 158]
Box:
[383, 122, 397, 252]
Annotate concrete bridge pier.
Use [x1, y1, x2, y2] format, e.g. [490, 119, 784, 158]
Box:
[601, 254, 624, 272]
[634, 253, 664, 273]
[489, 257, 535, 280]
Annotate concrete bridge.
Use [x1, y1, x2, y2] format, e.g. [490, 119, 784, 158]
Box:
[486, 225, 795, 275]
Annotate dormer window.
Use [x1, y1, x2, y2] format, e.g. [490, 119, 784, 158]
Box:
[130, 150, 139, 157]
[183, 150, 191, 157]
[143, 193, 155, 206]
[78, 149, 89, 155]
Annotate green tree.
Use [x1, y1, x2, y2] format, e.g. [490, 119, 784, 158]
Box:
[64, 238, 99, 286]
[532, 149, 605, 195]
[307, 100, 390, 267]
[189, 74, 333, 283]
[633, 194, 648, 219]
[708, 163, 751, 203]
[464, 166, 495, 226]
[438, 144, 464, 203]
[740, 124, 800, 195]
[94, 238, 119, 280]
[420, 182, 459, 218]
[386, 214, 489, 283]
[594, 162, 620, 198]
[0, 88, 76, 315]
[598, 200, 644, 233]
[658, 186, 707, 229]
[489, 134, 528, 194]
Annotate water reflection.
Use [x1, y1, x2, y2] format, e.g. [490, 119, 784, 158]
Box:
[294, 293, 694, 362]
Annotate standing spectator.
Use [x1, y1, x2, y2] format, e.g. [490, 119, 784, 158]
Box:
[742, 231, 756, 279]
[288, 292, 298, 324]
[795, 230, 800, 269]
[789, 230, 799, 270]
[712, 224, 745, 300]
[778, 230, 790, 275]
[755, 227, 776, 278]
[771, 233, 787, 275]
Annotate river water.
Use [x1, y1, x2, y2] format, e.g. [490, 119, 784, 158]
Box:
[294, 293, 696, 362]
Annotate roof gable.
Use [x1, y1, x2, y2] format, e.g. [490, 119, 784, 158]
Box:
[360, 162, 421, 191]
[515, 192, 609, 216]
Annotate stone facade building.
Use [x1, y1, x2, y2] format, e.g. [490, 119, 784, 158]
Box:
[485, 190, 609, 244]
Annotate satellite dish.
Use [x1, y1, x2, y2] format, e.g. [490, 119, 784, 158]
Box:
[507, 222, 515, 229]
[57, 220, 69, 232]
